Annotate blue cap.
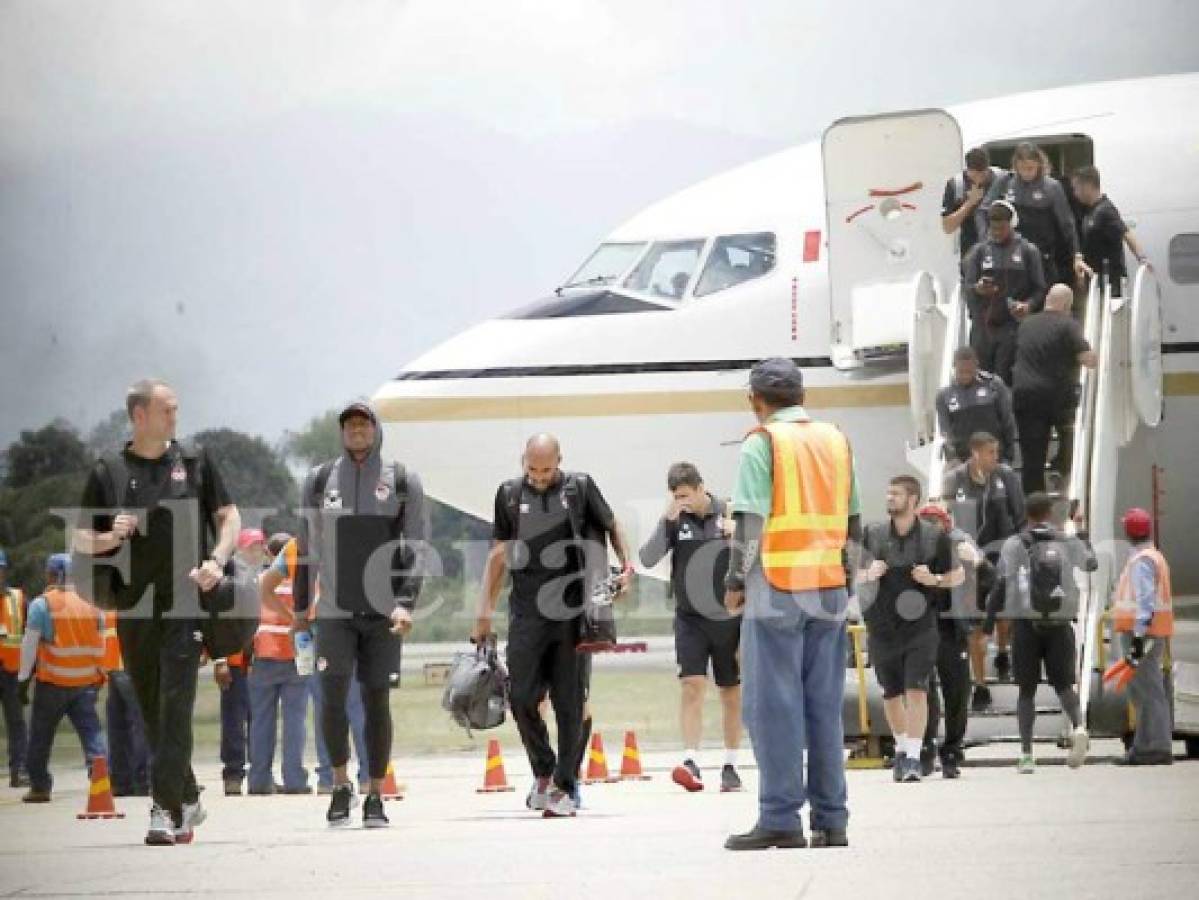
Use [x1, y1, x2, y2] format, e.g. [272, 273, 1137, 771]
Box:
[46, 553, 72, 578]
[749, 357, 804, 396]
[0, 549, 7, 568]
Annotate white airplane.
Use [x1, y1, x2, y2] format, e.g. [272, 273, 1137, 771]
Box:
[373, 72, 1199, 595]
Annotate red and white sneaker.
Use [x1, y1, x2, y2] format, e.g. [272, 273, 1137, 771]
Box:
[671, 759, 704, 792]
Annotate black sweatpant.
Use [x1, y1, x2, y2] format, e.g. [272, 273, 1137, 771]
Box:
[1014, 390, 1075, 494]
[316, 614, 399, 781]
[1013, 619, 1081, 753]
[923, 621, 971, 763]
[970, 321, 1018, 388]
[507, 614, 582, 794]
[116, 615, 202, 822]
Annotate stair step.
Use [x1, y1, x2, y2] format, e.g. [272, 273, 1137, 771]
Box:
[970, 706, 1061, 718]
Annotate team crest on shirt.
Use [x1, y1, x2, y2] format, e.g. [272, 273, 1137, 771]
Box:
[994, 478, 1006, 493]
[170, 462, 187, 482]
[317, 656, 328, 672]
[323, 489, 343, 510]
[977, 387, 988, 398]
[1012, 251, 1022, 263]
[1032, 190, 1044, 201]
[679, 524, 696, 541]
[947, 396, 961, 412]
[519, 502, 529, 514]
[375, 480, 391, 502]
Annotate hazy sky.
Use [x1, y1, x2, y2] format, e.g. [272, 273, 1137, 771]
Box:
[2, 0, 1197, 448]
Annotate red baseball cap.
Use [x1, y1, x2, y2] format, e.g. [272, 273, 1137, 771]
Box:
[917, 504, 952, 530]
[1121, 508, 1152, 541]
[237, 528, 267, 550]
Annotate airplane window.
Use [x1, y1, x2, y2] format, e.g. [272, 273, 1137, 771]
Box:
[693, 232, 777, 298]
[561, 242, 647, 290]
[623, 240, 706, 299]
[1168, 234, 1199, 285]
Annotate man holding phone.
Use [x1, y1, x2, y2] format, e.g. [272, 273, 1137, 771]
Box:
[961, 201, 1047, 386]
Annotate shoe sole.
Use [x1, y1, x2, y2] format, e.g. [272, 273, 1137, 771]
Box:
[1067, 732, 1089, 769]
[363, 819, 390, 829]
[542, 810, 577, 818]
[725, 838, 807, 851]
[720, 784, 743, 793]
[174, 829, 194, 845]
[327, 816, 353, 827]
[671, 766, 704, 793]
[144, 832, 176, 846]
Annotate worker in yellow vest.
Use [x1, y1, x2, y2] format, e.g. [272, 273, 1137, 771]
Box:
[17, 554, 107, 802]
[0, 548, 30, 787]
[1111, 508, 1175, 766]
[723, 358, 861, 852]
[102, 611, 151, 796]
[247, 533, 313, 794]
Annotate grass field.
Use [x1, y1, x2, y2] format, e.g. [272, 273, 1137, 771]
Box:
[15, 665, 725, 777]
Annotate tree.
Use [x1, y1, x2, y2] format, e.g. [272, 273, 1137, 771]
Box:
[282, 410, 341, 469]
[3, 421, 92, 489]
[87, 409, 130, 458]
[190, 428, 298, 535]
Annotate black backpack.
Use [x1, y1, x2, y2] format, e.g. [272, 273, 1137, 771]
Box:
[1021, 533, 1068, 619]
[441, 635, 508, 735]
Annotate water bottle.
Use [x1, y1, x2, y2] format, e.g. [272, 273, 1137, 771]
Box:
[294, 630, 315, 677]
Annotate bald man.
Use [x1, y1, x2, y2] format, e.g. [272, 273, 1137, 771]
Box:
[1012, 284, 1098, 493]
[474, 435, 632, 818]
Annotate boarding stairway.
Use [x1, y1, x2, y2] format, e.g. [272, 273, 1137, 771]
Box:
[891, 264, 1166, 752]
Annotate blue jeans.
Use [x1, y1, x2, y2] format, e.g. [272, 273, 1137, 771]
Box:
[0, 668, 28, 777]
[249, 658, 309, 791]
[26, 681, 107, 793]
[105, 670, 150, 793]
[308, 665, 367, 786]
[740, 567, 849, 833]
[219, 665, 250, 781]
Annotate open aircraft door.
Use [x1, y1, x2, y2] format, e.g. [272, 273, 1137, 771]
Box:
[822, 109, 962, 375]
[1129, 264, 1164, 429]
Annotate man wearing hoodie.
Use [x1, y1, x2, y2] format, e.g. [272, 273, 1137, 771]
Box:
[292, 401, 429, 828]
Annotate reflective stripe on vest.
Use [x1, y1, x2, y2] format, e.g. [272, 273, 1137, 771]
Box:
[101, 611, 122, 672]
[755, 420, 851, 591]
[254, 573, 297, 661]
[1112, 547, 1174, 637]
[36, 588, 104, 688]
[0, 588, 25, 671]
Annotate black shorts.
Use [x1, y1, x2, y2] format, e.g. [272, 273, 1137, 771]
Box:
[1013, 619, 1075, 690]
[315, 615, 400, 690]
[870, 629, 938, 699]
[674, 614, 740, 687]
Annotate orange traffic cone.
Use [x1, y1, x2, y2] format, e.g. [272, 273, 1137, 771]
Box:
[584, 733, 620, 784]
[77, 756, 124, 820]
[476, 739, 515, 793]
[380, 762, 405, 801]
[619, 730, 651, 781]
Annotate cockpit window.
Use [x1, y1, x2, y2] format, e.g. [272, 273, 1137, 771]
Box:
[622, 239, 706, 300]
[561, 242, 647, 290]
[694, 232, 777, 298]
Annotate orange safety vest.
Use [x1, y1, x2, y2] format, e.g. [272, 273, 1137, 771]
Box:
[36, 588, 105, 688]
[753, 420, 852, 592]
[0, 587, 25, 673]
[1113, 546, 1174, 638]
[101, 611, 122, 672]
[254, 540, 298, 661]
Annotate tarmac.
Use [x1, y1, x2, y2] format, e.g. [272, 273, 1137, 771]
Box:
[1, 739, 1196, 900]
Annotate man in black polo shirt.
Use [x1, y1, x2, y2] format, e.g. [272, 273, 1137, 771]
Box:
[1013, 284, 1098, 494]
[473, 434, 632, 818]
[935, 345, 1018, 464]
[74, 379, 240, 846]
[1071, 165, 1150, 299]
[639, 462, 741, 794]
[857, 476, 961, 783]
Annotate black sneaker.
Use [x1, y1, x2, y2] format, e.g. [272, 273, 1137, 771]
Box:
[326, 784, 356, 827]
[720, 764, 743, 793]
[919, 746, 937, 778]
[900, 756, 922, 783]
[994, 651, 1011, 683]
[971, 685, 992, 712]
[362, 792, 389, 829]
[942, 757, 961, 779]
[892, 752, 907, 783]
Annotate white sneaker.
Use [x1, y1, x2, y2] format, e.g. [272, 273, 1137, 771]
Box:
[1067, 727, 1089, 770]
[145, 805, 176, 846]
[542, 787, 577, 818]
[182, 798, 207, 828]
[525, 777, 551, 811]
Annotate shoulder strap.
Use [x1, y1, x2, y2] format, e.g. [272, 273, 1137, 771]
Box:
[98, 453, 130, 510]
[952, 172, 966, 204]
[919, 519, 940, 562]
[388, 461, 408, 526]
[562, 472, 588, 540]
[312, 461, 336, 504]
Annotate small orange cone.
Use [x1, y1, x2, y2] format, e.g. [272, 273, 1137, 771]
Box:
[77, 756, 124, 820]
[584, 733, 620, 784]
[619, 730, 651, 781]
[476, 739, 515, 793]
[380, 762, 405, 801]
